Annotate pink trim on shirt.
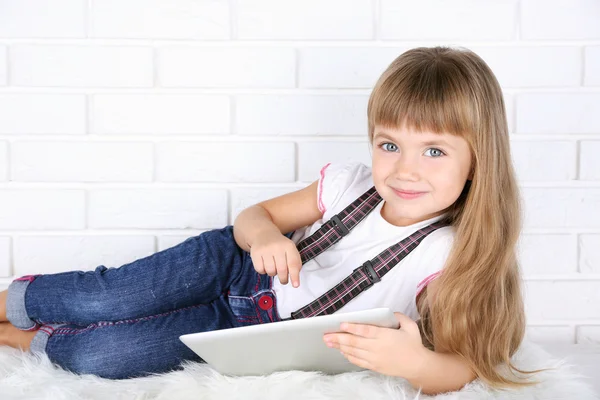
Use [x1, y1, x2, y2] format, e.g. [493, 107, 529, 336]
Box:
[317, 162, 331, 213]
[416, 270, 443, 297]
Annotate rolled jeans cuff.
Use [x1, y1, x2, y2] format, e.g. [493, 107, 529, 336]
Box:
[6, 276, 40, 331]
[29, 324, 63, 354]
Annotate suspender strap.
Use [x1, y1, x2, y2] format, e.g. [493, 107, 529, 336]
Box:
[289, 218, 449, 319]
[296, 186, 382, 264]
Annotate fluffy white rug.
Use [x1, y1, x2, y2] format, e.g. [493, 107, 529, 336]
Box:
[0, 340, 597, 400]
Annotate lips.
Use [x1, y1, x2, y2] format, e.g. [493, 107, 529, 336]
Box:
[391, 188, 427, 199]
[392, 188, 426, 195]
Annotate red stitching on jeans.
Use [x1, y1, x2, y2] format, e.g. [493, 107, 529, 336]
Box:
[269, 277, 281, 322]
[52, 303, 208, 336]
[22, 322, 41, 331]
[254, 273, 260, 293]
[13, 274, 41, 282]
[236, 317, 259, 323]
[38, 325, 56, 335]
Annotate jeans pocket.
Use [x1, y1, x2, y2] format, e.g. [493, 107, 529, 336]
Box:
[228, 289, 280, 326]
[228, 295, 260, 326]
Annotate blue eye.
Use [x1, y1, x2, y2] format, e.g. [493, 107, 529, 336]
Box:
[425, 148, 445, 157]
[379, 143, 397, 152]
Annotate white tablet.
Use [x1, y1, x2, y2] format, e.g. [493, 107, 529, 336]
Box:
[179, 308, 399, 376]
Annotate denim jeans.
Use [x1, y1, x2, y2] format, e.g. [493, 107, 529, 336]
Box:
[6, 226, 293, 379]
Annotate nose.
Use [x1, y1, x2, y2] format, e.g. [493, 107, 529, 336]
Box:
[393, 154, 420, 181]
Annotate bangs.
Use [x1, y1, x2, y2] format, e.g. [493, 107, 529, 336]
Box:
[368, 52, 477, 140]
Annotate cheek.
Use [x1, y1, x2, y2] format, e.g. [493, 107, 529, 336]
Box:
[430, 165, 467, 194]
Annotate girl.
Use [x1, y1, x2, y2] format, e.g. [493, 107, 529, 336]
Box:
[0, 46, 541, 395]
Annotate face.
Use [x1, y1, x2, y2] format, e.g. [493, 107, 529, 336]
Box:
[371, 124, 473, 227]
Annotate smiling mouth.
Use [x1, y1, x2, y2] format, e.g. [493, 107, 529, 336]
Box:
[391, 188, 427, 199]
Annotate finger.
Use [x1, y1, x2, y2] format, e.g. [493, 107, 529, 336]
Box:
[393, 312, 419, 335]
[340, 322, 381, 339]
[338, 343, 373, 362]
[331, 332, 371, 352]
[262, 255, 276, 276]
[274, 252, 289, 284]
[287, 248, 302, 288]
[342, 352, 374, 371]
[251, 255, 265, 274]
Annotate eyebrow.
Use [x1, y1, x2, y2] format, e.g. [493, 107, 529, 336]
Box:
[374, 132, 456, 150]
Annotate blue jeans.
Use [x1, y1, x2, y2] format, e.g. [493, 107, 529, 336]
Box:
[6, 226, 292, 379]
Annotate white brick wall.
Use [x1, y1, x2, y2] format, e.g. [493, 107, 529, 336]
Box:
[0, 45, 6, 85]
[90, 0, 230, 40]
[91, 94, 231, 134]
[0, 0, 599, 345]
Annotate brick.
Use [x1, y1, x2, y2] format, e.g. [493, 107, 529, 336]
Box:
[505, 93, 515, 133]
[299, 47, 407, 88]
[521, 0, 600, 40]
[11, 45, 153, 87]
[0, 142, 7, 181]
[11, 141, 154, 182]
[524, 280, 600, 320]
[510, 140, 576, 181]
[156, 142, 295, 183]
[236, 95, 368, 136]
[232, 187, 304, 222]
[580, 235, 600, 273]
[381, 0, 517, 40]
[516, 93, 600, 134]
[91, 0, 229, 39]
[522, 188, 600, 229]
[472, 46, 581, 88]
[0, 45, 6, 85]
[585, 47, 600, 86]
[0, 94, 86, 135]
[88, 189, 227, 229]
[158, 47, 295, 88]
[0, 190, 85, 230]
[91, 94, 230, 135]
[14, 235, 155, 276]
[580, 141, 600, 180]
[525, 326, 575, 344]
[0, 0, 85, 38]
[518, 234, 578, 275]
[158, 234, 205, 252]
[577, 326, 600, 344]
[0, 237, 10, 277]
[237, 0, 373, 40]
[298, 142, 371, 182]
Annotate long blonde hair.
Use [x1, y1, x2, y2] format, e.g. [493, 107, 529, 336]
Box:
[367, 46, 547, 389]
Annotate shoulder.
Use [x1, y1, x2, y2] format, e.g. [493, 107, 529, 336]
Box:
[413, 225, 455, 292]
[319, 161, 371, 181]
[416, 225, 455, 259]
[317, 161, 372, 214]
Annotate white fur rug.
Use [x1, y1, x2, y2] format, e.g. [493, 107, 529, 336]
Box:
[0, 340, 597, 400]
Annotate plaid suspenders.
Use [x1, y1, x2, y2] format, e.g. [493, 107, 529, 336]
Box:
[286, 186, 450, 320]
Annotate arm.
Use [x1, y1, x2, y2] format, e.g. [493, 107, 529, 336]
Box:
[233, 205, 280, 252]
[409, 278, 476, 395]
[407, 348, 476, 395]
[233, 180, 323, 252]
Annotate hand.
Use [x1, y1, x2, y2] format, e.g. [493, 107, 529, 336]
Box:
[322, 312, 430, 379]
[249, 229, 303, 287]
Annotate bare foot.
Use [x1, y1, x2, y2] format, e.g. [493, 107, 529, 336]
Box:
[0, 322, 37, 351]
[0, 290, 6, 321]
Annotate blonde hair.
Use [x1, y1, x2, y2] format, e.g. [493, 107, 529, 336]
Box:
[367, 46, 548, 389]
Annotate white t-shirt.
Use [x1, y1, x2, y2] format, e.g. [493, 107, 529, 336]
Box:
[272, 161, 455, 320]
